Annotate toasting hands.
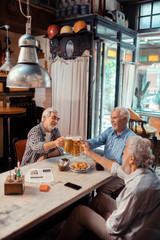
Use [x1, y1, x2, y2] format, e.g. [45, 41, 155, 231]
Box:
[80, 141, 91, 156]
[54, 136, 65, 148]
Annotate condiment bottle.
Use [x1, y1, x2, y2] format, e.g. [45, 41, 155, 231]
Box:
[14, 167, 18, 180]
[16, 161, 21, 182]
[16, 169, 21, 182]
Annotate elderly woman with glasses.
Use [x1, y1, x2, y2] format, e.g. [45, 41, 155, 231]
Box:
[57, 136, 160, 240]
[21, 107, 64, 166]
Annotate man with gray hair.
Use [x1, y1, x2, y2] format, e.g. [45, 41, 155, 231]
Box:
[84, 107, 136, 195]
[21, 107, 64, 166]
[57, 136, 160, 240]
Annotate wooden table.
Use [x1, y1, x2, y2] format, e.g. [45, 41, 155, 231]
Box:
[0, 155, 111, 240]
[0, 107, 26, 169]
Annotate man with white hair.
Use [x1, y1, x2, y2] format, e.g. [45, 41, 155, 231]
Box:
[57, 136, 160, 240]
[85, 107, 136, 195]
[21, 107, 64, 166]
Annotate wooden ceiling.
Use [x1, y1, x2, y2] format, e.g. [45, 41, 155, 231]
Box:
[0, 0, 148, 36]
[0, 0, 54, 36]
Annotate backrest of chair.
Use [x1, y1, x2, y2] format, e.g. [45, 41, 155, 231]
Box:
[149, 117, 160, 137]
[127, 108, 147, 136]
[13, 138, 27, 164]
[128, 108, 143, 121]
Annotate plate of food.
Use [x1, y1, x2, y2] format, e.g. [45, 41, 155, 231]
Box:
[70, 161, 90, 173]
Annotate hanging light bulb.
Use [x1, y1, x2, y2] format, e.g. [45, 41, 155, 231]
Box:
[0, 25, 14, 71]
[6, 0, 51, 88]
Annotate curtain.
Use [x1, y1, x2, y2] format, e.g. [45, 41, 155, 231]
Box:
[121, 63, 137, 108]
[51, 56, 89, 140]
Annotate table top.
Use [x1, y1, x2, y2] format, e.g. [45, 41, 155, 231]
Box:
[0, 155, 111, 240]
[0, 107, 26, 118]
[0, 107, 26, 115]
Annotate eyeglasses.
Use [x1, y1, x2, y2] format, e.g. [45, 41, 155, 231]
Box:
[52, 116, 60, 121]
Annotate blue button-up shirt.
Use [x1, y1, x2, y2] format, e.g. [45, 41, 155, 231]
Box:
[88, 127, 136, 165]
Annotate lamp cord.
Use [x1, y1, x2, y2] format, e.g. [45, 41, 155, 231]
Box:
[18, 0, 31, 34]
[18, 0, 30, 20]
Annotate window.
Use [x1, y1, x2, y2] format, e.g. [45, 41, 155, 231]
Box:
[90, 19, 137, 139]
[121, 33, 134, 45]
[100, 41, 117, 133]
[132, 34, 160, 114]
[97, 24, 118, 40]
[91, 40, 117, 137]
[138, 1, 160, 30]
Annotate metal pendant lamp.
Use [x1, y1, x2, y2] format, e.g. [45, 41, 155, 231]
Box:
[0, 25, 14, 71]
[6, 0, 51, 88]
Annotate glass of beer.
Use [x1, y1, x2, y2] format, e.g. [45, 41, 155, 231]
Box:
[64, 137, 72, 154]
[71, 137, 81, 156]
[79, 140, 87, 159]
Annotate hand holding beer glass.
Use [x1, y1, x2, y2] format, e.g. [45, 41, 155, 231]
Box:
[79, 140, 87, 159]
[71, 137, 81, 156]
[63, 137, 72, 154]
[80, 141, 90, 158]
[63, 136, 81, 156]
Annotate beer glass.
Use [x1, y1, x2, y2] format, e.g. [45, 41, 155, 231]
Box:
[64, 137, 72, 154]
[79, 140, 85, 159]
[71, 137, 81, 156]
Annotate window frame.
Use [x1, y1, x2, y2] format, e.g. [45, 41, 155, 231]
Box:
[138, 1, 160, 32]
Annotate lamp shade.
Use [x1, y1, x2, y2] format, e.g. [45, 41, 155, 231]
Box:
[0, 50, 14, 71]
[6, 34, 51, 88]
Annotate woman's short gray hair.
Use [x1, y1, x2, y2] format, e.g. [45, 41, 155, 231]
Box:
[126, 136, 155, 168]
[114, 107, 130, 123]
[41, 107, 58, 122]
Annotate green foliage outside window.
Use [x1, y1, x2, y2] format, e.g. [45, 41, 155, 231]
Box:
[104, 59, 116, 112]
[153, 90, 160, 109]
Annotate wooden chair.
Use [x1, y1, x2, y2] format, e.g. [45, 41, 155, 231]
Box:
[128, 108, 157, 137]
[12, 138, 27, 164]
[128, 108, 158, 167]
[149, 117, 160, 137]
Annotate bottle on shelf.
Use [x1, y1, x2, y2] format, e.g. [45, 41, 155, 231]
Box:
[66, 0, 73, 17]
[73, 0, 80, 16]
[61, 0, 67, 18]
[80, 0, 87, 15]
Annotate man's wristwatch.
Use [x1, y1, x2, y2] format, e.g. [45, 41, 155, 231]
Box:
[44, 153, 48, 159]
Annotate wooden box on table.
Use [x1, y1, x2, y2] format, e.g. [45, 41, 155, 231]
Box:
[4, 175, 25, 195]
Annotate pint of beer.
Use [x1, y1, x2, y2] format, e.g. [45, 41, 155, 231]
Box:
[64, 137, 72, 154]
[71, 137, 81, 156]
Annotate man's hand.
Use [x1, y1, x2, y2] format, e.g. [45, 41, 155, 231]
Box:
[43, 136, 65, 152]
[80, 141, 91, 157]
[37, 154, 47, 162]
[54, 136, 65, 148]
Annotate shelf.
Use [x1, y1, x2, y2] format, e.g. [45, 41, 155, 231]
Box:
[43, 30, 93, 40]
[55, 30, 93, 40]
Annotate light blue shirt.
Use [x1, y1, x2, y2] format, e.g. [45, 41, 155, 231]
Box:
[88, 127, 136, 165]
